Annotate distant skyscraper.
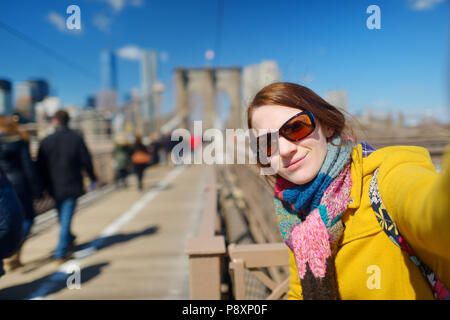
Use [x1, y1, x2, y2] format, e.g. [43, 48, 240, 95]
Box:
[101, 49, 118, 90]
[15, 81, 32, 114]
[85, 95, 96, 109]
[242, 60, 280, 127]
[98, 49, 118, 117]
[0, 79, 12, 116]
[243, 60, 280, 106]
[29, 79, 49, 102]
[15, 79, 49, 121]
[96, 90, 117, 118]
[140, 50, 158, 123]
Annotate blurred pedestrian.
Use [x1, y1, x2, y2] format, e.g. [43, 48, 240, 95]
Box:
[162, 133, 173, 166]
[0, 168, 25, 278]
[148, 133, 162, 166]
[37, 110, 97, 263]
[113, 132, 131, 188]
[131, 136, 150, 192]
[0, 116, 43, 270]
[165, 130, 185, 166]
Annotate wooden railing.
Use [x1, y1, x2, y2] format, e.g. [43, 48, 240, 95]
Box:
[228, 243, 289, 300]
[184, 165, 226, 300]
[222, 163, 290, 300]
[218, 139, 291, 299]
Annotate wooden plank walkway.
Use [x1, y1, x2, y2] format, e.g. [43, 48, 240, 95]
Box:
[0, 164, 208, 300]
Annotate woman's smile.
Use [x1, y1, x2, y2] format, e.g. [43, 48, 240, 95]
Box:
[285, 152, 308, 172]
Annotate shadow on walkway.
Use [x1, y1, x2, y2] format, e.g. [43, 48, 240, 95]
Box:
[18, 225, 159, 275]
[0, 262, 109, 300]
[76, 225, 160, 253]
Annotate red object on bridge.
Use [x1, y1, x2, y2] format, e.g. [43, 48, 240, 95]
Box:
[190, 135, 201, 150]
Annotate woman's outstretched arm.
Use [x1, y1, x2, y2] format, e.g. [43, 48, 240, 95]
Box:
[378, 145, 450, 259]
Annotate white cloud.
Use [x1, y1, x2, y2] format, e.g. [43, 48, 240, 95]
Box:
[107, 0, 125, 12]
[47, 11, 67, 32]
[408, 0, 445, 11]
[47, 11, 82, 34]
[117, 46, 169, 62]
[91, 0, 144, 33]
[117, 45, 143, 60]
[93, 14, 112, 33]
[97, 0, 144, 12]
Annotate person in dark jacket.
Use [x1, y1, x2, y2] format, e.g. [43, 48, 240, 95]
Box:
[0, 168, 25, 278]
[37, 110, 97, 262]
[131, 136, 149, 192]
[147, 133, 162, 166]
[113, 133, 131, 188]
[163, 131, 180, 166]
[0, 116, 42, 270]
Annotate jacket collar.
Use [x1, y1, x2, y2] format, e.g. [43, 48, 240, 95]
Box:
[55, 125, 70, 132]
[348, 144, 363, 210]
[348, 142, 381, 211]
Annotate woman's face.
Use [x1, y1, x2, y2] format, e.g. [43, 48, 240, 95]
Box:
[251, 105, 333, 185]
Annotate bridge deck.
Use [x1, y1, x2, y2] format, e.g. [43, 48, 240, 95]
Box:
[0, 164, 207, 300]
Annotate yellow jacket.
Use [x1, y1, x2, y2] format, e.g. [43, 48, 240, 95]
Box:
[288, 144, 450, 300]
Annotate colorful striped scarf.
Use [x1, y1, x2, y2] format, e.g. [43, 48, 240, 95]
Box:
[274, 135, 353, 299]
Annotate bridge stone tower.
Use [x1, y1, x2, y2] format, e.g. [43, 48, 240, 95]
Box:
[174, 67, 242, 131]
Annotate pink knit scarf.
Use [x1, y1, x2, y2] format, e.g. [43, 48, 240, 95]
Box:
[274, 162, 352, 299]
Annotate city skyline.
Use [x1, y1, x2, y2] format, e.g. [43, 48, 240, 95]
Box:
[0, 0, 448, 123]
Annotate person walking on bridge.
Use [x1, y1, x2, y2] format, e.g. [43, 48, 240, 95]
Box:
[0, 168, 25, 278]
[37, 110, 97, 263]
[0, 116, 43, 270]
[131, 135, 150, 192]
[113, 132, 131, 188]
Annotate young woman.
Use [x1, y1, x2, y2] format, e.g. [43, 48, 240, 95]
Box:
[247, 82, 450, 300]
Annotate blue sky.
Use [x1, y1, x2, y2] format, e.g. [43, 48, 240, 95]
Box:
[0, 0, 448, 122]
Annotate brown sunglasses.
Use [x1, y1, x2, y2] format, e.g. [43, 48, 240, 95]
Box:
[250, 110, 316, 166]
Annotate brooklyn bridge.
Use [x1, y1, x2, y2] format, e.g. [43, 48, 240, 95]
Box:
[0, 67, 448, 300]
